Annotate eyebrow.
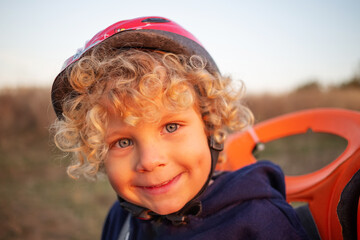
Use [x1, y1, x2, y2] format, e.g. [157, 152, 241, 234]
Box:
[105, 131, 122, 144]
[158, 111, 192, 124]
[105, 124, 133, 143]
[105, 109, 193, 141]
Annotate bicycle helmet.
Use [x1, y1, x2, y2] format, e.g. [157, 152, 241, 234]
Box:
[51, 16, 219, 119]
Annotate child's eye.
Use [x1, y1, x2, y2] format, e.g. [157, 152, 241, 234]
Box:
[115, 138, 133, 148]
[165, 123, 179, 133]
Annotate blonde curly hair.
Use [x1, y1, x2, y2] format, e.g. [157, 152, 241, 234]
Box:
[53, 47, 253, 179]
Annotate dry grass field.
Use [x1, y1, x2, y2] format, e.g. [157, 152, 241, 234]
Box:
[0, 85, 359, 239]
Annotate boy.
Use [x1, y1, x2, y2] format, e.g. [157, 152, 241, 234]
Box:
[52, 16, 308, 239]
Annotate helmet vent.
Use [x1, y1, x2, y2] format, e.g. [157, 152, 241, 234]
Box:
[142, 17, 170, 23]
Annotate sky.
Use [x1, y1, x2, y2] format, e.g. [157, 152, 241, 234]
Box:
[0, 0, 359, 93]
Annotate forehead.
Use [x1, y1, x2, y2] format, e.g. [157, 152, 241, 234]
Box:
[106, 97, 200, 124]
[101, 82, 197, 126]
[105, 104, 204, 142]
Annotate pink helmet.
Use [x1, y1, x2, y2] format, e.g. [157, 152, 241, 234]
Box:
[51, 16, 219, 119]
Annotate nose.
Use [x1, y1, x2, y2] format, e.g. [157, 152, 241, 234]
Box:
[135, 143, 167, 172]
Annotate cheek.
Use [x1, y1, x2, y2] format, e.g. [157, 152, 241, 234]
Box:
[106, 167, 134, 201]
[198, 149, 212, 173]
[105, 154, 132, 190]
[193, 137, 212, 179]
[106, 165, 123, 189]
[187, 140, 211, 174]
[190, 133, 211, 168]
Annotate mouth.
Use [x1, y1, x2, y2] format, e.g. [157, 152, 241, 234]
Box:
[136, 173, 183, 195]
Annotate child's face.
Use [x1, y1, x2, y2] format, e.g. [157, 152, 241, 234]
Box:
[104, 105, 211, 215]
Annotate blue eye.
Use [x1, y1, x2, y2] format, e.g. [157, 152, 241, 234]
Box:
[116, 138, 133, 148]
[165, 123, 179, 133]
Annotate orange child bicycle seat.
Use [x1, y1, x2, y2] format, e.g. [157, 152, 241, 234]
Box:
[219, 108, 360, 240]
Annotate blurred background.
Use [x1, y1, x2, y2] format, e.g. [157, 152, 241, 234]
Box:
[0, 0, 359, 239]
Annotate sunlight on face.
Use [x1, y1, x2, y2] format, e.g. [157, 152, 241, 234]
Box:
[104, 105, 211, 215]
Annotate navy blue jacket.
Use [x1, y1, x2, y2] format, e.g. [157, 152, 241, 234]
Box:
[102, 161, 309, 239]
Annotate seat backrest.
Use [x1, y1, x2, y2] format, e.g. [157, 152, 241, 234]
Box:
[218, 108, 360, 240]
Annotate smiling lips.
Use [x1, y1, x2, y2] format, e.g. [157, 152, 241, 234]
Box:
[136, 173, 183, 195]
